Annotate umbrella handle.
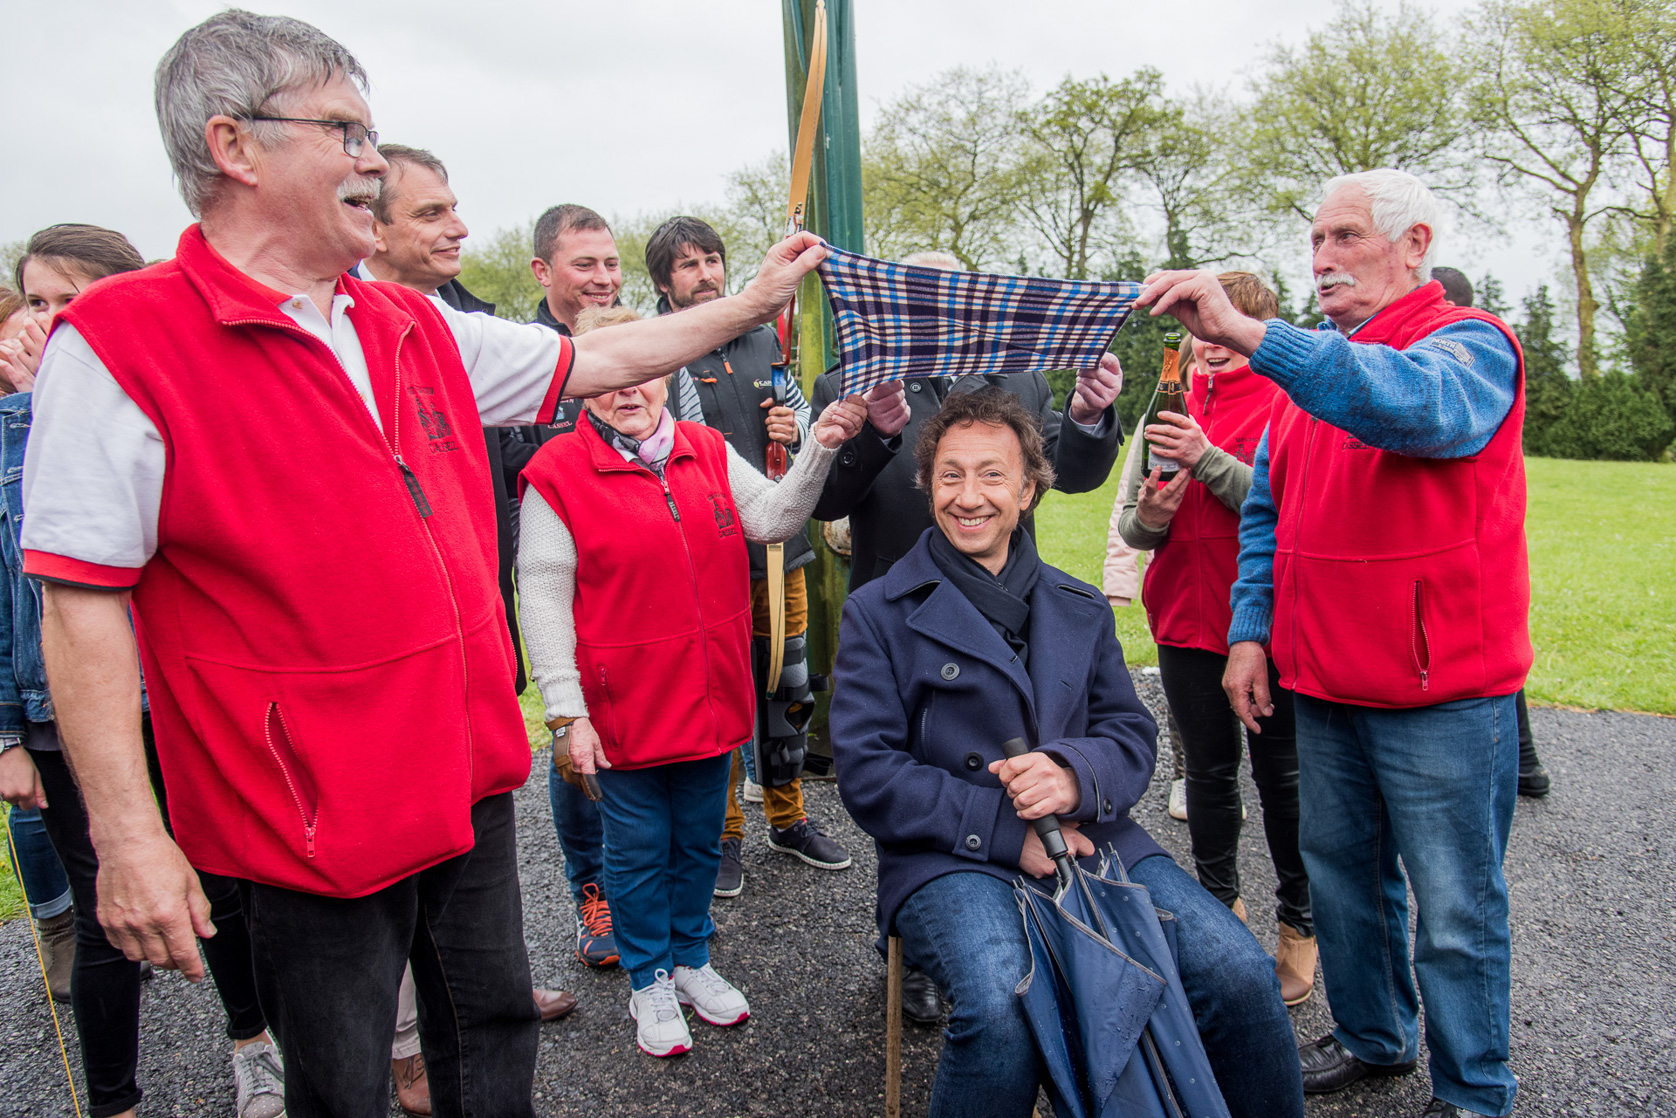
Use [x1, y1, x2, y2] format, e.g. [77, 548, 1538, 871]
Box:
[1000, 737, 1074, 884]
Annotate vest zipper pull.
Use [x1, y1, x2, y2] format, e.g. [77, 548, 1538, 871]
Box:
[663, 481, 681, 521]
[395, 454, 433, 517]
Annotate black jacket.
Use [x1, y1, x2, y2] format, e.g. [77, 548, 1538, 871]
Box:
[810, 371, 1121, 590]
[435, 279, 527, 694]
[664, 303, 814, 583]
[498, 300, 586, 490]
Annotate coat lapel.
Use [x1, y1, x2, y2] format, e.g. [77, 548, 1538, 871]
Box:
[889, 536, 1037, 710]
[1023, 577, 1109, 737]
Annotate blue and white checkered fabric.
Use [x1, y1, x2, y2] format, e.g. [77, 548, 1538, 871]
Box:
[817, 247, 1142, 396]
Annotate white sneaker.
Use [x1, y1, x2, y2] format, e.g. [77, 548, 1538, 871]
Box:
[628, 970, 692, 1057]
[742, 778, 764, 803]
[232, 1040, 285, 1118]
[672, 963, 751, 1026]
[1168, 778, 1188, 821]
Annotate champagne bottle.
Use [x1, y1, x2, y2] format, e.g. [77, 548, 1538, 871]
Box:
[1140, 331, 1187, 483]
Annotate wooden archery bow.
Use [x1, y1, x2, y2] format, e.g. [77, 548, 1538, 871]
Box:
[765, 0, 826, 695]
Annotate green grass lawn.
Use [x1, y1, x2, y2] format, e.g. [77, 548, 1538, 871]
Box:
[1032, 455, 1676, 716]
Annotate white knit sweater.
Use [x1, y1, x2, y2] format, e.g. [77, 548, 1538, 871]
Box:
[517, 435, 839, 722]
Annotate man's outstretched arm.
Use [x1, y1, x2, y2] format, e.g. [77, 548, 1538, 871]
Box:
[41, 584, 213, 979]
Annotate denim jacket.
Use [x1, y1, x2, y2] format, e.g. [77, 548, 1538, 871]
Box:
[0, 393, 53, 737]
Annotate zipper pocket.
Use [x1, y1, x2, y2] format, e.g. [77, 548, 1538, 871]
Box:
[263, 702, 319, 858]
[1409, 580, 1431, 692]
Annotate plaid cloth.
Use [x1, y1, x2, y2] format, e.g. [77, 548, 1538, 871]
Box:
[817, 247, 1142, 396]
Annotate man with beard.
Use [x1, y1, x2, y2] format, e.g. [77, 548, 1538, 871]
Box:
[21, 12, 828, 1113]
[645, 215, 851, 898]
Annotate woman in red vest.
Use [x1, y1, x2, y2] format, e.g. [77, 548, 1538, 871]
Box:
[517, 307, 866, 1058]
[1116, 273, 1317, 1006]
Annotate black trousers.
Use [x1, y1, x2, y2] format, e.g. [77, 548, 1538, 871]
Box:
[1156, 644, 1312, 935]
[242, 791, 539, 1118]
[31, 734, 266, 1118]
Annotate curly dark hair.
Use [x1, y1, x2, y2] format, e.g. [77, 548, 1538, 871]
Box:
[914, 385, 1055, 514]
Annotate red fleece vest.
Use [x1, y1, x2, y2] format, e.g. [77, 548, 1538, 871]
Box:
[53, 226, 536, 897]
[520, 419, 754, 769]
[1142, 362, 1282, 656]
[1265, 281, 1531, 708]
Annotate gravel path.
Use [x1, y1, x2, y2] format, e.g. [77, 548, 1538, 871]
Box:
[2, 676, 1672, 1117]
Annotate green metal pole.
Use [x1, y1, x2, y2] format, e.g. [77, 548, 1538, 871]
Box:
[783, 0, 863, 757]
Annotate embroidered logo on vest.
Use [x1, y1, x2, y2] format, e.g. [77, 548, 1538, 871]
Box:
[1342, 436, 1372, 450]
[708, 493, 738, 537]
[408, 386, 459, 453]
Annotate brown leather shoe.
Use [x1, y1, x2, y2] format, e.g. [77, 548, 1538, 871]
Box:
[533, 987, 579, 1021]
[1275, 922, 1318, 1006]
[392, 1052, 431, 1117]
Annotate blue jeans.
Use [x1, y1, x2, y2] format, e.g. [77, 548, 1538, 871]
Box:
[895, 857, 1304, 1118]
[6, 802, 72, 919]
[546, 757, 605, 909]
[594, 751, 732, 989]
[1295, 693, 1518, 1117]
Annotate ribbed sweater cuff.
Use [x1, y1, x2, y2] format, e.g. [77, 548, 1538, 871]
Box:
[1227, 601, 1273, 647]
[1248, 319, 1318, 387]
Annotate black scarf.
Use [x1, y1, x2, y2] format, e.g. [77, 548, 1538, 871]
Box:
[928, 526, 1041, 666]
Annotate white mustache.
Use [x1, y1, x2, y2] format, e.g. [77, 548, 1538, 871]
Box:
[1318, 271, 1357, 290]
[338, 175, 381, 203]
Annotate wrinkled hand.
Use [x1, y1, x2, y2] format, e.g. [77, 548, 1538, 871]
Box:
[0, 318, 47, 393]
[862, 381, 910, 437]
[96, 832, 216, 981]
[568, 717, 610, 775]
[1135, 466, 1191, 530]
[1020, 821, 1094, 879]
[1068, 353, 1123, 425]
[0, 746, 48, 810]
[744, 231, 828, 322]
[1136, 269, 1267, 356]
[989, 750, 1081, 820]
[813, 395, 869, 449]
[1223, 640, 1273, 735]
[1145, 410, 1212, 471]
[761, 400, 798, 445]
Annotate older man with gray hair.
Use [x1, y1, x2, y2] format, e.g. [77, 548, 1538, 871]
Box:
[1139, 169, 1529, 1118]
[19, 10, 826, 1116]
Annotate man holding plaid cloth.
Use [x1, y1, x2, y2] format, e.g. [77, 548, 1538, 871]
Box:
[812, 250, 1126, 594]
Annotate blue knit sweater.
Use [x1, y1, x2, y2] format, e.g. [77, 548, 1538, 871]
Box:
[1226, 315, 1520, 647]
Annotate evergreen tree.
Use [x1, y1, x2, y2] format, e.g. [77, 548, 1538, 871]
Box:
[1516, 286, 1573, 456]
[1477, 274, 1509, 319]
[1628, 236, 1676, 426]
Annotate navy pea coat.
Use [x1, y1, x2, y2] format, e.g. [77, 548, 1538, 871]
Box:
[830, 530, 1164, 935]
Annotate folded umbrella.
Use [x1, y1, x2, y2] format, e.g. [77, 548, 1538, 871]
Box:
[1004, 738, 1232, 1118]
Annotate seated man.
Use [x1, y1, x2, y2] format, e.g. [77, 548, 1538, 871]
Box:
[829, 387, 1303, 1118]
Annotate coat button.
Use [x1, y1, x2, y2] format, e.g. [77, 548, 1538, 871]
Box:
[1103, 799, 1114, 814]
[965, 752, 983, 771]
[941, 663, 960, 680]
[909, 381, 923, 393]
[965, 834, 982, 851]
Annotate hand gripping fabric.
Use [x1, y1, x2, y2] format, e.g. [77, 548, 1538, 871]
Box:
[817, 248, 1143, 396]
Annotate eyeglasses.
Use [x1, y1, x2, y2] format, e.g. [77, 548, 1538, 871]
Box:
[248, 116, 378, 157]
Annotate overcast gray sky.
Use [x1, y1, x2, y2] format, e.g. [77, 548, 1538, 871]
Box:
[7, 0, 1557, 300]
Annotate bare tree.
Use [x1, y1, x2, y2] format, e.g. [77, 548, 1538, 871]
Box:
[862, 66, 1032, 270]
[1470, 0, 1641, 376]
[1247, 0, 1476, 217]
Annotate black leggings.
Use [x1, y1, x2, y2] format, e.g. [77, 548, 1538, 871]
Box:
[1156, 644, 1311, 935]
[30, 726, 266, 1117]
